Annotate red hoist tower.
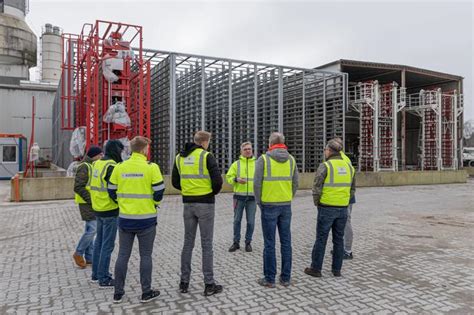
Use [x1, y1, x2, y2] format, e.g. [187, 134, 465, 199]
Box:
[60, 20, 151, 151]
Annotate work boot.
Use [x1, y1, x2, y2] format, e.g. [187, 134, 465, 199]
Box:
[204, 283, 223, 296]
[304, 267, 322, 278]
[73, 253, 86, 269]
[179, 281, 189, 293]
[257, 278, 276, 288]
[332, 270, 342, 277]
[228, 242, 240, 252]
[245, 242, 253, 252]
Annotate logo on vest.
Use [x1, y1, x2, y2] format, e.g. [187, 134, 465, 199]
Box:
[122, 173, 144, 178]
[337, 167, 347, 175]
[183, 156, 195, 166]
[93, 169, 99, 177]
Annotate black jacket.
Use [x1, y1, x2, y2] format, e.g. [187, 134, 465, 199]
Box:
[172, 143, 222, 203]
[94, 140, 124, 217]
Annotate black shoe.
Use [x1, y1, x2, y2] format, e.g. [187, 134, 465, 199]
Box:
[332, 270, 342, 277]
[343, 252, 353, 260]
[245, 242, 252, 252]
[228, 242, 240, 252]
[99, 278, 115, 289]
[140, 289, 160, 303]
[113, 293, 124, 304]
[179, 281, 189, 293]
[204, 283, 223, 296]
[257, 278, 276, 288]
[304, 267, 322, 278]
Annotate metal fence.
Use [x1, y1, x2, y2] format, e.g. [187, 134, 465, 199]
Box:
[144, 49, 347, 174]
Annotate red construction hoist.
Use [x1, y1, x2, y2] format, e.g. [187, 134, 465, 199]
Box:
[60, 20, 151, 151]
[420, 90, 439, 170]
[378, 83, 394, 170]
[441, 92, 455, 169]
[354, 81, 376, 172]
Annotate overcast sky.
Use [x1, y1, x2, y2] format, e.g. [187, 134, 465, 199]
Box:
[27, 0, 473, 120]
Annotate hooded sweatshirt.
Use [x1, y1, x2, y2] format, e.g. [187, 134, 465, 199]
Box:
[171, 143, 223, 204]
[94, 139, 124, 217]
[254, 147, 299, 206]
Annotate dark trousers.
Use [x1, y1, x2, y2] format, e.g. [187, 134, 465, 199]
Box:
[233, 198, 257, 243]
[114, 225, 156, 295]
[261, 204, 292, 283]
[180, 203, 215, 284]
[311, 206, 348, 272]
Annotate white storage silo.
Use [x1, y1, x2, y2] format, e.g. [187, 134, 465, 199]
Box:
[41, 24, 62, 83]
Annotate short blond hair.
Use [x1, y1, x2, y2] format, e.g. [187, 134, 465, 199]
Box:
[240, 141, 252, 150]
[130, 136, 151, 153]
[194, 131, 212, 145]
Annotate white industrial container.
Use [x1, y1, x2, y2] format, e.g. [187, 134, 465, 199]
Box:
[0, 134, 27, 179]
[41, 24, 62, 83]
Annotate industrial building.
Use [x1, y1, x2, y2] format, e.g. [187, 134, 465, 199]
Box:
[318, 60, 464, 171]
[0, 0, 61, 178]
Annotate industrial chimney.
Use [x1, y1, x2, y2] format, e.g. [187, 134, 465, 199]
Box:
[40, 23, 62, 83]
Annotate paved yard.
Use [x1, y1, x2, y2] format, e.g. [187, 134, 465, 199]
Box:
[0, 180, 473, 314]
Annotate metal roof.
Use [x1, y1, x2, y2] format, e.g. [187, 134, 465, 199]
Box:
[317, 59, 463, 81]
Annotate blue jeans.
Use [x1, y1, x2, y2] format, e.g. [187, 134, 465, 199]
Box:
[92, 216, 118, 284]
[233, 198, 256, 243]
[260, 204, 292, 283]
[311, 206, 348, 272]
[75, 220, 97, 262]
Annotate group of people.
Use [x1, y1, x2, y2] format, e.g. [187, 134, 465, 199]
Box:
[72, 131, 355, 304]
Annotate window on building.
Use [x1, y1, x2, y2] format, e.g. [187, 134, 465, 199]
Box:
[2, 145, 17, 163]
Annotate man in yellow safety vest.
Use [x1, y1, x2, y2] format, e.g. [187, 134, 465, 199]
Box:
[226, 141, 256, 253]
[89, 140, 124, 288]
[172, 130, 223, 296]
[72, 146, 103, 269]
[108, 136, 165, 304]
[304, 138, 355, 278]
[254, 132, 299, 288]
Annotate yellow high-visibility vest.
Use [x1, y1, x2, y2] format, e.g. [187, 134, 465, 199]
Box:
[320, 159, 354, 207]
[109, 152, 164, 220]
[176, 148, 212, 196]
[261, 154, 296, 204]
[74, 162, 92, 204]
[90, 159, 118, 211]
[226, 156, 256, 196]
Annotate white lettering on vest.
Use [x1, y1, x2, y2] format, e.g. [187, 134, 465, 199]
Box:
[122, 173, 144, 178]
[337, 167, 347, 175]
[183, 156, 195, 166]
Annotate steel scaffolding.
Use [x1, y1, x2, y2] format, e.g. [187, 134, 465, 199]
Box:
[143, 49, 347, 174]
[406, 89, 462, 170]
[350, 81, 406, 172]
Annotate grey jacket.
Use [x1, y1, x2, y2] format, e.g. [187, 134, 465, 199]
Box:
[312, 154, 356, 207]
[254, 148, 299, 206]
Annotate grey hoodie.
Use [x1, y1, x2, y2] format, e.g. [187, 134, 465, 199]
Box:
[253, 148, 299, 206]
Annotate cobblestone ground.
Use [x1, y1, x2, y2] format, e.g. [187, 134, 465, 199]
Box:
[0, 180, 473, 314]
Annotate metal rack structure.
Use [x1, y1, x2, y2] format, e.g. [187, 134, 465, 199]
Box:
[406, 89, 462, 170]
[143, 49, 347, 174]
[350, 81, 406, 171]
[60, 20, 151, 149]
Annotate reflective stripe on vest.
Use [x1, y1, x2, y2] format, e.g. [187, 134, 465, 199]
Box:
[319, 159, 354, 207]
[112, 153, 164, 220]
[176, 149, 212, 196]
[261, 154, 295, 203]
[90, 160, 117, 211]
[74, 162, 92, 204]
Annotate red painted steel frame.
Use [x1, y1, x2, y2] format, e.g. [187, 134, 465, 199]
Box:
[60, 20, 151, 151]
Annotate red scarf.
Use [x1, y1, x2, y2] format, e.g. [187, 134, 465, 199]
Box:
[268, 144, 288, 151]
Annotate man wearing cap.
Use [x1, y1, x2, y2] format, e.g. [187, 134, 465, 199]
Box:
[73, 146, 103, 269]
[304, 138, 355, 278]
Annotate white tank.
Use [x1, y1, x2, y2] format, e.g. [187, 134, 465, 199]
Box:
[41, 24, 62, 83]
